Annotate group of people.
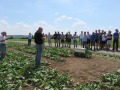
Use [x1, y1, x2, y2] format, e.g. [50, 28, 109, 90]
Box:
[79, 29, 119, 51]
[47, 29, 119, 51]
[0, 27, 120, 68]
[34, 28, 119, 67]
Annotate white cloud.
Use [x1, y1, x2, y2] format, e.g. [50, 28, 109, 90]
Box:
[0, 19, 8, 25]
[0, 15, 117, 36]
[55, 15, 73, 21]
[0, 16, 89, 35]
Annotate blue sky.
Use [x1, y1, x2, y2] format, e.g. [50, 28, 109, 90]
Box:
[0, 0, 120, 35]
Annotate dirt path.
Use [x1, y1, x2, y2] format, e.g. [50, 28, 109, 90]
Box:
[44, 56, 120, 84]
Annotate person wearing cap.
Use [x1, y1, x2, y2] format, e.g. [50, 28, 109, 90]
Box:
[0, 31, 8, 60]
[34, 27, 43, 67]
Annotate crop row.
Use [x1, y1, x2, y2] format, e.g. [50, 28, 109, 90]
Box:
[3, 42, 120, 90]
[75, 71, 120, 90]
[94, 52, 120, 61]
[7, 42, 74, 62]
[0, 50, 72, 90]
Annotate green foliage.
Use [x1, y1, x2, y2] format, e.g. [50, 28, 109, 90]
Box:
[94, 52, 120, 61]
[75, 71, 120, 90]
[9, 36, 14, 39]
[2, 42, 120, 90]
[0, 50, 72, 90]
[7, 42, 73, 62]
[85, 46, 92, 58]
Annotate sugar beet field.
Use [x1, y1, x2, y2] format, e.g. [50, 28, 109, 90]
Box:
[1, 42, 120, 90]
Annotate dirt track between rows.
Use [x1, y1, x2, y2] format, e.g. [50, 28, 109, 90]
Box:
[45, 55, 120, 84]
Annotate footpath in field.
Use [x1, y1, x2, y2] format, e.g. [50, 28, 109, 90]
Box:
[45, 55, 120, 84]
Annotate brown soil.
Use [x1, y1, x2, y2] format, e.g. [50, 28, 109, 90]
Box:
[44, 55, 120, 84]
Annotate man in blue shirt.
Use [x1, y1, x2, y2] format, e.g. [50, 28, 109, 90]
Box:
[112, 29, 119, 51]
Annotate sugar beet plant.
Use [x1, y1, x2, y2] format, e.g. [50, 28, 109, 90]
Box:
[5, 42, 120, 90]
[0, 50, 72, 90]
[7, 42, 74, 62]
[75, 71, 120, 90]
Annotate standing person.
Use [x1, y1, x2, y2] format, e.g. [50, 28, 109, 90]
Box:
[61, 32, 65, 47]
[57, 32, 61, 47]
[90, 32, 95, 50]
[112, 29, 119, 51]
[106, 30, 112, 51]
[82, 32, 87, 48]
[53, 32, 57, 47]
[94, 30, 99, 50]
[34, 27, 43, 67]
[67, 32, 72, 48]
[98, 30, 102, 50]
[79, 31, 84, 47]
[42, 33, 46, 46]
[0, 32, 8, 60]
[65, 32, 68, 47]
[101, 32, 107, 50]
[87, 31, 91, 48]
[28, 33, 32, 46]
[47, 32, 52, 46]
[73, 32, 78, 48]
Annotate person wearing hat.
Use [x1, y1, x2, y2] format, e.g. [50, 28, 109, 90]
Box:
[34, 27, 43, 67]
[0, 31, 8, 60]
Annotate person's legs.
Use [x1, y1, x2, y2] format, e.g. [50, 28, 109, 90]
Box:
[73, 40, 75, 48]
[83, 41, 85, 48]
[30, 39, 31, 45]
[75, 40, 77, 48]
[54, 39, 57, 47]
[84, 41, 87, 48]
[116, 40, 118, 50]
[35, 44, 43, 67]
[28, 39, 30, 46]
[58, 39, 61, 47]
[0, 44, 6, 60]
[112, 40, 115, 50]
[80, 39, 83, 47]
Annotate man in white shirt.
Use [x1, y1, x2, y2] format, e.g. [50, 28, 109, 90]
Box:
[0, 32, 8, 60]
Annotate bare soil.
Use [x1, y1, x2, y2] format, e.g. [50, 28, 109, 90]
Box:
[44, 55, 120, 84]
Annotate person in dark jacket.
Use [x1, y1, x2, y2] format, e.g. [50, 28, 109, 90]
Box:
[34, 27, 43, 67]
[53, 31, 58, 47]
[112, 29, 119, 51]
